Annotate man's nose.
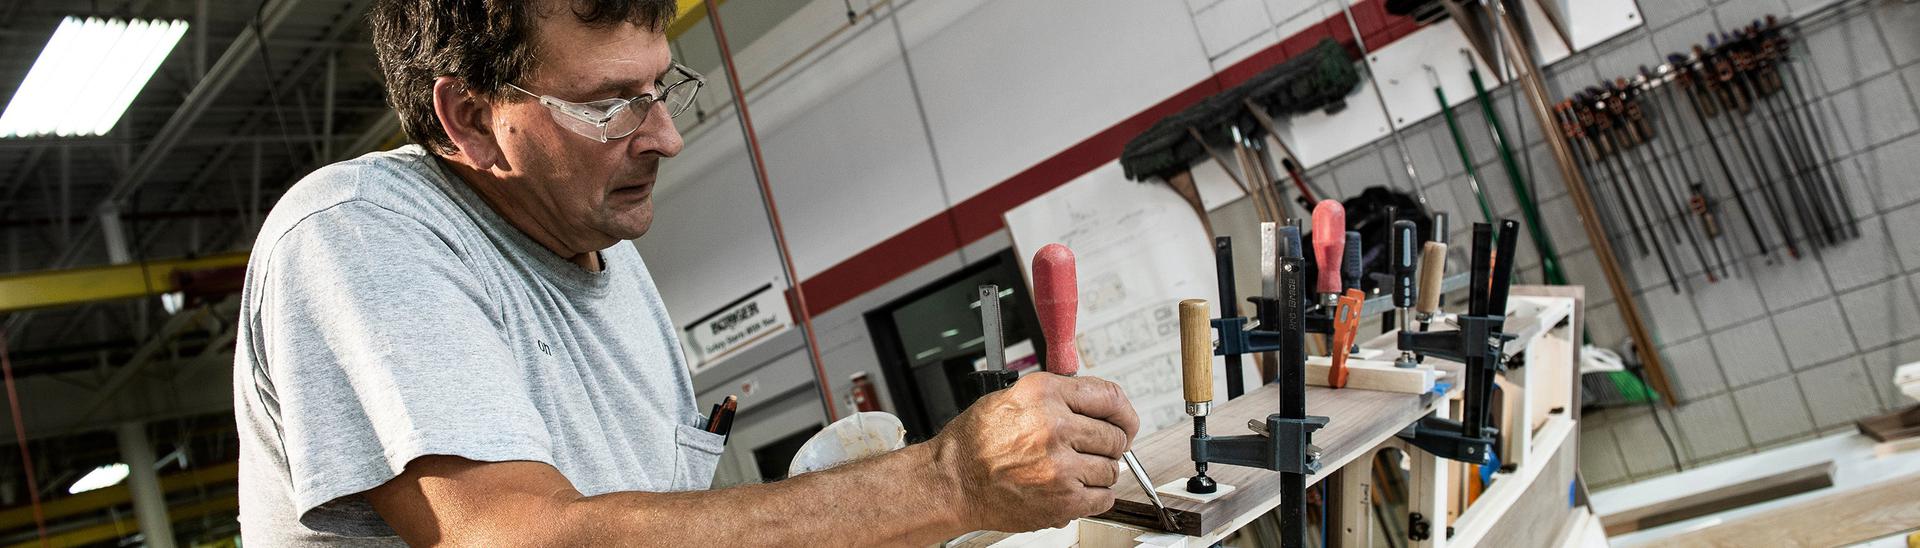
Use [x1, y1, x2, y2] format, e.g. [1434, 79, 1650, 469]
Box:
[630, 101, 683, 158]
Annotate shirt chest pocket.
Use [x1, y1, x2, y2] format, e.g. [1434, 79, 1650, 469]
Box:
[671, 423, 726, 491]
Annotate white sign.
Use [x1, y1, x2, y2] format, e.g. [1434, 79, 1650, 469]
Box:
[684, 284, 790, 373]
[1003, 162, 1253, 433]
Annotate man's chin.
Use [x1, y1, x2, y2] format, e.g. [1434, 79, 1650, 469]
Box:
[604, 204, 654, 241]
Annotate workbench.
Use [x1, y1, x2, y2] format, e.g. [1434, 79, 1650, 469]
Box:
[955, 287, 1587, 548]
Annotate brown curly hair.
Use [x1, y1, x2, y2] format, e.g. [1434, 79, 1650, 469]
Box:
[368, 0, 677, 154]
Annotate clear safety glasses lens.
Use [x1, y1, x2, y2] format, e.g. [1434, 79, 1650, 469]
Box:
[510, 64, 703, 143]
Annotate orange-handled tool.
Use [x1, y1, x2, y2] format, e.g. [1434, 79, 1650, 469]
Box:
[1328, 288, 1365, 388]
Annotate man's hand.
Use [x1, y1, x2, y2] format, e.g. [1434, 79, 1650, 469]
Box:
[930, 373, 1141, 532]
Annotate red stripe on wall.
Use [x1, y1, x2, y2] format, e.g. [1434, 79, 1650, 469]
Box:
[795, 1, 1412, 317]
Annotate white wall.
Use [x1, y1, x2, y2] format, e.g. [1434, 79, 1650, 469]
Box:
[905, 0, 1213, 201]
[640, 0, 1221, 325]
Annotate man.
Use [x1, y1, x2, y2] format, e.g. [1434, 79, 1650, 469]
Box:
[233, 0, 1143, 545]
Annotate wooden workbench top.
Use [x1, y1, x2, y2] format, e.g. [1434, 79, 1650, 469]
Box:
[1095, 361, 1461, 538]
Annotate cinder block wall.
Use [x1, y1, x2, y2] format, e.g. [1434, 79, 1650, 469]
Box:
[1259, 0, 1919, 488]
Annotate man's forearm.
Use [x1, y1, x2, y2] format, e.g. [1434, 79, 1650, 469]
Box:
[564, 443, 970, 546]
[371, 374, 1136, 545]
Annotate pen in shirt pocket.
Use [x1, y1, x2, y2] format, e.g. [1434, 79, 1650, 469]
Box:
[705, 395, 738, 437]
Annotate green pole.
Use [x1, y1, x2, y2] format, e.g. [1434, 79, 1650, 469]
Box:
[1468, 65, 1569, 286]
[1433, 83, 1498, 225]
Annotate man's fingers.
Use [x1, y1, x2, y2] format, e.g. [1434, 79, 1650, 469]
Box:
[1062, 415, 1129, 459]
[1057, 376, 1141, 441]
[1061, 453, 1120, 488]
[1074, 486, 1117, 519]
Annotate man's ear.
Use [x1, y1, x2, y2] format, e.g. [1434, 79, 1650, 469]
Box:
[431, 76, 504, 169]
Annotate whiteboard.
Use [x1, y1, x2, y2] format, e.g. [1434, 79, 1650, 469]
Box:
[1004, 161, 1259, 432]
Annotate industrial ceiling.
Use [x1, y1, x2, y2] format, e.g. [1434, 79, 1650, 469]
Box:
[0, 0, 799, 544]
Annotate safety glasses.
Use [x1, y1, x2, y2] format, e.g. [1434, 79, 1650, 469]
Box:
[507, 62, 704, 143]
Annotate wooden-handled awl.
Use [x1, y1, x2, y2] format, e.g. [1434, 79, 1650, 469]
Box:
[1178, 299, 1216, 494]
[1031, 244, 1176, 532]
[1415, 241, 1447, 331]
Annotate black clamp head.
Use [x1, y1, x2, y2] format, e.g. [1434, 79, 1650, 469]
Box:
[1189, 413, 1329, 475]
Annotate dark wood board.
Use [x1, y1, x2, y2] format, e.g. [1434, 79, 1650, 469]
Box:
[1095, 362, 1461, 537]
[1599, 461, 1834, 536]
[1662, 471, 1920, 547]
[1855, 404, 1920, 443]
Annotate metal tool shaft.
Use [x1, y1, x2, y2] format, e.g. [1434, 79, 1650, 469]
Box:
[1122, 451, 1176, 531]
[978, 285, 1005, 372]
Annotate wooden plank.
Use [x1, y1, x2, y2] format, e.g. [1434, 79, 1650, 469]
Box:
[1304, 356, 1437, 394]
[1493, 375, 1525, 467]
[1599, 461, 1835, 536]
[1092, 362, 1462, 538]
[1875, 435, 1920, 458]
[1451, 415, 1577, 547]
[1855, 405, 1920, 443]
[1510, 286, 1586, 427]
[1526, 330, 1575, 432]
[1660, 472, 1920, 547]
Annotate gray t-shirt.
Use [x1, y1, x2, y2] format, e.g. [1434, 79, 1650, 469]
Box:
[233, 145, 722, 545]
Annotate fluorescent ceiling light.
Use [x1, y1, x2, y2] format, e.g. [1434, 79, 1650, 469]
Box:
[0, 17, 189, 138]
[67, 463, 130, 494]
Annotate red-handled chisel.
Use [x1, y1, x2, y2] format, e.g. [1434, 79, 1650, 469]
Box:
[1311, 200, 1345, 307]
[1031, 244, 1176, 531]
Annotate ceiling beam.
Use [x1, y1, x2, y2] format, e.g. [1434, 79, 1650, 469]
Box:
[0, 29, 375, 51]
[100, 0, 304, 207]
[0, 252, 247, 313]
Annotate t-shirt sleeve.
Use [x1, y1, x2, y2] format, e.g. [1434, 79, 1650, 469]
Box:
[257, 201, 553, 534]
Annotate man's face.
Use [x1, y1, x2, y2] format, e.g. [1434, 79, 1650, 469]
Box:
[489, 7, 684, 245]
